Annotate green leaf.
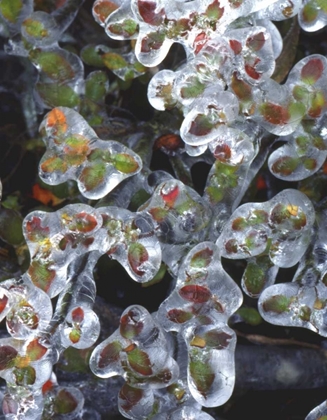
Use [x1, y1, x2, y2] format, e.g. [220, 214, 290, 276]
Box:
[14, 366, 36, 385]
[237, 307, 263, 326]
[262, 295, 292, 314]
[79, 163, 107, 191]
[243, 262, 267, 296]
[112, 153, 140, 174]
[127, 348, 153, 376]
[0, 208, 24, 246]
[180, 78, 205, 99]
[36, 83, 80, 108]
[189, 353, 215, 396]
[0, 0, 23, 23]
[30, 51, 75, 82]
[40, 155, 68, 174]
[80, 45, 106, 67]
[23, 18, 49, 39]
[85, 71, 108, 102]
[102, 52, 127, 70]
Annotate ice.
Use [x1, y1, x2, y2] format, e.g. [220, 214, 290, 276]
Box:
[90, 305, 179, 404]
[258, 205, 327, 337]
[39, 107, 142, 200]
[139, 179, 212, 244]
[158, 242, 242, 406]
[299, 0, 327, 32]
[218, 189, 315, 268]
[305, 399, 327, 420]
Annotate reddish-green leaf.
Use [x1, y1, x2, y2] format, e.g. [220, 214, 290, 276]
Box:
[189, 355, 215, 396]
[127, 347, 153, 376]
[28, 259, 56, 292]
[98, 340, 122, 369]
[271, 156, 299, 176]
[26, 339, 47, 361]
[80, 163, 107, 191]
[0, 346, 18, 370]
[204, 330, 232, 349]
[54, 389, 78, 414]
[301, 58, 324, 85]
[167, 309, 193, 323]
[119, 384, 144, 412]
[190, 247, 213, 269]
[260, 103, 290, 125]
[128, 242, 149, 276]
[246, 32, 265, 51]
[25, 216, 49, 242]
[14, 366, 36, 385]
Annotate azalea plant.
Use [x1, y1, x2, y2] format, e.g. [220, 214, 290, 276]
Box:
[0, 0, 327, 418]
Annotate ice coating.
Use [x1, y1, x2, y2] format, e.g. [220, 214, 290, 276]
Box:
[139, 179, 212, 244]
[90, 305, 180, 418]
[96, 0, 281, 67]
[158, 242, 242, 407]
[299, 0, 327, 32]
[305, 399, 327, 420]
[217, 189, 315, 267]
[268, 55, 327, 181]
[258, 204, 327, 337]
[1, 0, 86, 112]
[23, 203, 162, 296]
[39, 107, 142, 199]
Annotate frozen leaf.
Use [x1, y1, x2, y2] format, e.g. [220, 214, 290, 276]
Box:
[26, 338, 47, 361]
[0, 346, 18, 370]
[98, 341, 122, 369]
[127, 347, 153, 376]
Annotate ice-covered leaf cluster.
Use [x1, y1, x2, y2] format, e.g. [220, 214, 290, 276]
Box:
[1, 0, 327, 418]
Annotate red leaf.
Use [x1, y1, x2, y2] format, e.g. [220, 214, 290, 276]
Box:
[138, 0, 164, 25]
[301, 58, 324, 84]
[229, 39, 242, 55]
[179, 285, 212, 303]
[245, 58, 261, 80]
[160, 184, 179, 208]
[71, 307, 84, 323]
[120, 308, 144, 339]
[0, 294, 8, 314]
[127, 347, 153, 376]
